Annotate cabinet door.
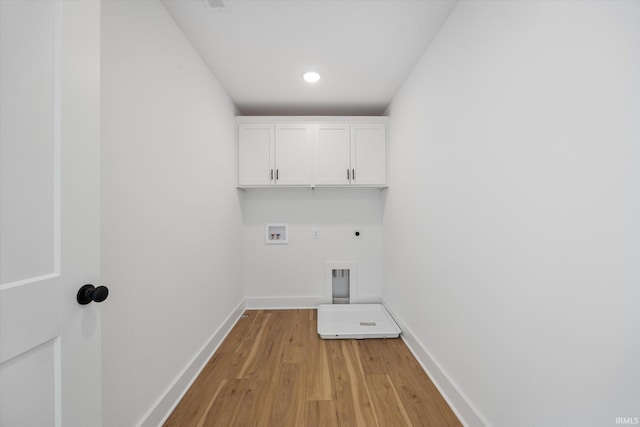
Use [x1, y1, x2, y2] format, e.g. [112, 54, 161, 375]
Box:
[351, 124, 387, 185]
[274, 124, 311, 185]
[238, 124, 274, 186]
[315, 124, 351, 185]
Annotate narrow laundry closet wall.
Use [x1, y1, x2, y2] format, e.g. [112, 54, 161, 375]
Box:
[384, 1, 640, 426]
[241, 188, 384, 307]
[100, 1, 243, 426]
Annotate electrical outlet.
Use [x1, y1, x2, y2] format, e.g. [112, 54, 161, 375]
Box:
[353, 230, 362, 240]
[313, 229, 320, 239]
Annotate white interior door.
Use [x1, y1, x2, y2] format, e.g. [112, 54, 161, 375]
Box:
[1, 1, 102, 426]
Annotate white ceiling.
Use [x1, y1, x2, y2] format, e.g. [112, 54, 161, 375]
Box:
[161, 0, 458, 116]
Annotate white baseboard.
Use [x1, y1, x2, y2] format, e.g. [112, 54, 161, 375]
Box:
[244, 296, 328, 309]
[383, 302, 489, 427]
[244, 295, 383, 309]
[139, 299, 246, 427]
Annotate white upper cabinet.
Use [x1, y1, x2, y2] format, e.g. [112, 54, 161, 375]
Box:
[315, 122, 388, 186]
[315, 124, 351, 185]
[237, 123, 311, 186]
[274, 124, 311, 185]
[237, 117, 387, 188]
[350, 123, 387, 186]
[238, 124, 274, 186]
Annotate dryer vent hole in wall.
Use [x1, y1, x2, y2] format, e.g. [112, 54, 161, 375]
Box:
[332, 269, 350, 304]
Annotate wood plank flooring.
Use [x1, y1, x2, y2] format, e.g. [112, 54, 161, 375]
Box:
[164, 309, 461, 427]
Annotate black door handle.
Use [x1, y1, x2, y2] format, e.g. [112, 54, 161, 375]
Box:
[77, 284, 109, 305]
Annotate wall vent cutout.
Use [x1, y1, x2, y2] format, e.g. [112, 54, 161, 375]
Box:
[325, 262, 357, 304]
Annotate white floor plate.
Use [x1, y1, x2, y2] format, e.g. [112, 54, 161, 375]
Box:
[317, 304, 401, 339]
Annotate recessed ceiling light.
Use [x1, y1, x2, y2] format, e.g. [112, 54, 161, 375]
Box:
[303, 71, 321, 83]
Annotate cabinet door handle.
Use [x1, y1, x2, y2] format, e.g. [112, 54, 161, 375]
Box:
[276, 169, 279, 180]
[347, 169, 350, 180]
[270, 169, 274, 180]
[352, 169, 355, 181]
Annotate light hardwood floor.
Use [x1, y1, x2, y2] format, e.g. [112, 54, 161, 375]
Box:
[164, 309, 461, 427]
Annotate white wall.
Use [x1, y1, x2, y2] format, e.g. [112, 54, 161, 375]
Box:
[100, 1, 243, 426]
[242, 188, 384, 307]
[384, 1, 640, 426]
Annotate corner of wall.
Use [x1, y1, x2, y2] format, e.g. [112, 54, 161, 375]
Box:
[139, 299, 246, 427]
[383, 301, 489, 427]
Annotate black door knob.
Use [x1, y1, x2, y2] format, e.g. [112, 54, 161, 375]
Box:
[77, 284, 109, 305]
